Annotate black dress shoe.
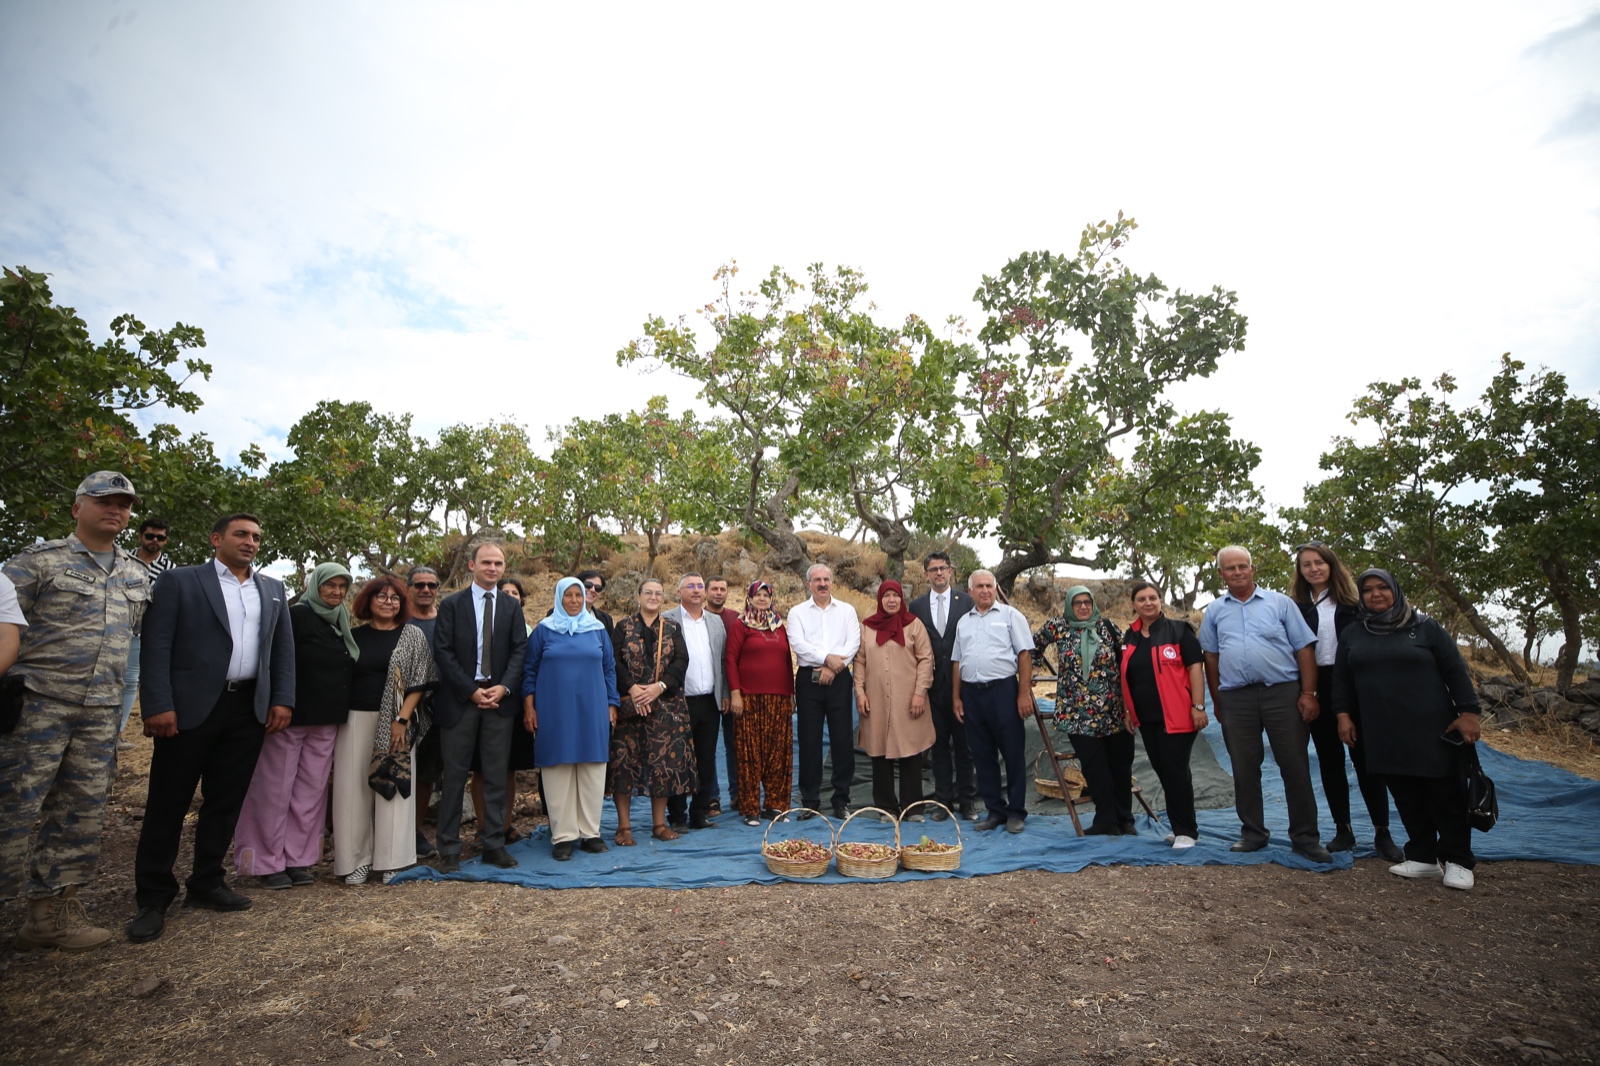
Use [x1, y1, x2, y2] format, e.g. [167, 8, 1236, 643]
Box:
[1119, 823, 1138, 836]
[689, 814, 716, 830]
[1326, 824, 1357, 852]
[184, 885, 252, 911]
[973, 816, 1004, 832]
[1293, 842, 1333, 864]
[286, 866, 315, 887]
[1084, 823, 1118, 836]
[667, 816, 688, 830]
[831, 804, 851, 821]
[579, 837, 609, 854]
[434, 856, 461, 874]
[258, 872, 293, 890]
[481, 846, 519, 869]
[1229, 839, 1267, 853]
[793, 809, 817, 821]
[927, 806, 951, 822]
[1004, 816, 1025, 834]
[1373, 827, 1405, 863]
[552, 841, 573, 861]
[956, 803, 980, 822]
[127, 906, 166, 943]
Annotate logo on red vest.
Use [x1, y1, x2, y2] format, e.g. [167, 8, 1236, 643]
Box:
[1161, 646, 1179, 660]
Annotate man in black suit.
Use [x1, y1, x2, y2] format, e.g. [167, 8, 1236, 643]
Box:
[128, 513, 295, 943]
[909, 551, 979, 821]
[432, 541, 525, 872]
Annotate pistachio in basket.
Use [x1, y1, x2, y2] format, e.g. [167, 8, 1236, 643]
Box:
[765, 839, 831, 863]
[836, 841, 896, 861]
[903, 834, 958, 854]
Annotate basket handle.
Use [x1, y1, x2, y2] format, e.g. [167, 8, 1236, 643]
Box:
[836, 806, 901, 849]
[896, 800, 962, 849]
[762, 808, 833, 851]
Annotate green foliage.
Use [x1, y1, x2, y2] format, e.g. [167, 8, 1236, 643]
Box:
[918, 216, 1255, 592]
[0, 266, 213, 558]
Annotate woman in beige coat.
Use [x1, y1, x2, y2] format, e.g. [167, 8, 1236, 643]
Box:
[854, 580, 935, 819]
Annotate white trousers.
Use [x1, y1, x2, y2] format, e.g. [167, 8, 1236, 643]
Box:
[542, 762, 606, 843]
[332, 712, 417, 875]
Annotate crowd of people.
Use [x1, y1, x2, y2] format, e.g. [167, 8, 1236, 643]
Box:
[0, 472, 1488, 954]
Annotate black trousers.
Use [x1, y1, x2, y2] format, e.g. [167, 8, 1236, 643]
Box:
[1069, 730, 1135, 831]
[1386, 772, 1475, 869]
[926, 683, 978, 809]
[870, 752, 925, 815]
[666, 695, 722, 820]
[437, 704, 514, 856]
[1139, 717, 1199, 839]
[963, 678, 1027, 822]
[795, 668, 855, 811]
[135, 686, 265, 910]
[1308, 665, 1392, 829]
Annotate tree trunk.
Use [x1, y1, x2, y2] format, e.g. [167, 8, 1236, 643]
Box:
[1539, 555, 1583, 694]
[743, 467, 812, 582]
[645, 528, 661, 578]
[1429, 571, 1530, 685]
[852, 490, 911, 579]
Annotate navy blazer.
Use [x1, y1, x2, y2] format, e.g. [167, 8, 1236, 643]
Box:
[139, 563, 296, 730]
[432, 586, 527, 729]
[910, 588, 974, 696]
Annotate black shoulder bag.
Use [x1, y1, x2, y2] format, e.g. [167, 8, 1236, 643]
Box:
[1463, 744, 1498, 832]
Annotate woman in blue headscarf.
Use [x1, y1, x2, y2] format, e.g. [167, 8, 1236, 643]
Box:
[522, 577, 621, 861]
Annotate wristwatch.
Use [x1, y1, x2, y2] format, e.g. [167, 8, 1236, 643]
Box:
[1190, 704, 1205, 714]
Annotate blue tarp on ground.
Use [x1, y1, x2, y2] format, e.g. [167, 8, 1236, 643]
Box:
[392, 715, 1595, 889]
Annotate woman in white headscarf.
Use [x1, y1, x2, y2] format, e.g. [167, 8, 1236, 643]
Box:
[522, 577, 620, 861]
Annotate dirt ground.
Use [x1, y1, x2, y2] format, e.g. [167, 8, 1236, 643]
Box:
[2, 733, 1598, 1066]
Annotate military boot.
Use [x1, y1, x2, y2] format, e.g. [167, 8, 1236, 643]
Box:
[14, 887, 113, 952]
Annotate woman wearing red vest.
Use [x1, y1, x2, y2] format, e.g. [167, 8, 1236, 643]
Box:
[1119, 581, 1208, 849]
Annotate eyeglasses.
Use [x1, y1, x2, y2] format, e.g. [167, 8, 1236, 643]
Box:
[409, 581, 439, 590]
[373, 592, 403, 603]
[142, 532, 168, 542]
[680, 582, 704, 590]
[583, 581, 603, 592]
[925, 564, 951, 573]
[640, 589, 664, 597]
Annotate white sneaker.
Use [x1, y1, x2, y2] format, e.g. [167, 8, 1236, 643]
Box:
[1441, 862, 1475, 890]
[344, 864, 371, 885]
[1388, 859, 1443, 879]
[1171, 835, 1197, 850]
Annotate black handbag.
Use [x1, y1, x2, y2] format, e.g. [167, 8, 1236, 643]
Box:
[1464, 744, 1498, 832]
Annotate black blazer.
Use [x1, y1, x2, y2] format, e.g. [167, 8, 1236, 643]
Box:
[433, 586, 527, 729]
[909, 588, 974, 696]
[140, 563, 296, 730]
[288, 602, 354, 727]
[1297, 598, 1358, 640]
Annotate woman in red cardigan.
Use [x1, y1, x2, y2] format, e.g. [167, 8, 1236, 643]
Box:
[725, 581, 795, 826]
[1118, 581, 1207, 849]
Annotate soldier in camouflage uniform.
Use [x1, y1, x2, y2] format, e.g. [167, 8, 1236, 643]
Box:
[0, 471, 149, 952]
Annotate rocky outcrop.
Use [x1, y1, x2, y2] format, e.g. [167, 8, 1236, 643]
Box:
[1478, 675, 1600, 736]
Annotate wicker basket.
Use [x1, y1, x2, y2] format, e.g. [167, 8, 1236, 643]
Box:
[1033, 751, 1088, 800]
[897, 800, 963, 872]
[833, 807, 900, 879]
[761, 809, 834, 878]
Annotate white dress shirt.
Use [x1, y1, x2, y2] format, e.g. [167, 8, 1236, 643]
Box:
[931, 589, 951, 636]
[213, 558, 261, 682]
[787, 596, 862, 669]
[472, 584, 497, 682]
[678, 610, 715, 697]
[1313, 592, 1339, 667]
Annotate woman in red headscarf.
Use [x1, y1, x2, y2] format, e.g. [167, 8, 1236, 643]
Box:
[854, 579, 935, 818]
[725, 581, 795, 826]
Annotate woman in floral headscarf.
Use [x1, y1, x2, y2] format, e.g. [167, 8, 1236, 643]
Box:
[1034, 585, 1133, 835]
[726, 581, 795, 826]
[854, 579, 935, 818]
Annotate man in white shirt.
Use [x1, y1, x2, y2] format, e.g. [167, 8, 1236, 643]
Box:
[787, 564, 861, 819]
[663, 573, 728, 830]
[951, 570, 1036, 834]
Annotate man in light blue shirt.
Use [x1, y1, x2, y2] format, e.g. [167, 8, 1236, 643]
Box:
[952, 570, 1036, 834]
[1199, 546, 1330, 863]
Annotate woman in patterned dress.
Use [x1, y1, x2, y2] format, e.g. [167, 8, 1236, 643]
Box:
[1034, 585, 1133, 835]
[608, 579, 696, 845]
[726, 581, 795, 825]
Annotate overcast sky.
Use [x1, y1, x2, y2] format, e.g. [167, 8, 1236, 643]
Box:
[4, 2, 1597, 541]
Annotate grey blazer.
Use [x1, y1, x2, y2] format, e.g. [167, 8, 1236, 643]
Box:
[139, 563, 296, 729]
[662, 606, 727, 703]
